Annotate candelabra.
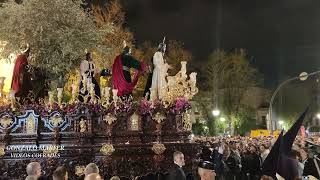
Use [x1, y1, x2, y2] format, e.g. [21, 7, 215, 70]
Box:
[161, 61, 198, 104]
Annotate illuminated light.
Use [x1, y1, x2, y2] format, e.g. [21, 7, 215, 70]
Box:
[220, 117, 226, 122]
[0, 41, 16, 93]
[212, 109, 220, 116]
[299, 72, 308, 81]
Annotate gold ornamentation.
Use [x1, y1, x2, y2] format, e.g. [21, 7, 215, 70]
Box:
[103, 113, 117, 125]
[0, 116, 13, 128]
[42, 145, 59, 154]
[79, 118, 87, 133]
[0, 146, 5, 156]
[182, 111, 192, 131]
[75, 166, 86, 176]
[49, 114, 63, 127]
[153, 112, 165, 124]
[161, 61, 198, 104]
[151, 143, 166, 155]
[26, 115, 35, 134]
[100, 144, 115, 156]
[130, 112, 139, 131]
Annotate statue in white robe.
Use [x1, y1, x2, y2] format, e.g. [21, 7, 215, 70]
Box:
[150, 43, 170, 100]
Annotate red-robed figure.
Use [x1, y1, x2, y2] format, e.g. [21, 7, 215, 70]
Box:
[112, 46, 146, 99]
[11, 43, 32, 98]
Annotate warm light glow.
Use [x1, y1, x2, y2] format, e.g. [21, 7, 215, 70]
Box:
[0, 54, 15, 93]
[299, 72, 308, 81]
[212, 109, 220, 116]
[0, 41, 15, 93]
[316, 113, 320, 119]
[220, 117, 226, 122]
[278, 120, 284, 125]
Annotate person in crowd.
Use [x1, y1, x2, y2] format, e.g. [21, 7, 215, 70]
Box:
[220, 145, 241, 180]
[52, 166, 68, 180]
[167, 151, 186, 180]
[26, 162, 41, 179]
[84, 173, 102, 180]
[85, 163, 100, 176]
[25, 175, 38, 180]
[260, 144, 270, 163]
[198, 161, 217, 180]
[110, 176, 120, 180]
[245, 146, 262, 180]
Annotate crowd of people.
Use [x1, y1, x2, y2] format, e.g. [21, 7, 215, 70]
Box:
[11, 134, 319, 180]
[193, 135, 320, 180]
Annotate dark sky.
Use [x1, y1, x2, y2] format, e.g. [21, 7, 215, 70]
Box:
[119, 0, 320, 88]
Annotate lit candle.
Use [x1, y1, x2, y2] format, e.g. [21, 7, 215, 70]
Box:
[149, 88, 155, 101]
[57, 88, 63, 104]
[48, 91, 54, 105]
[112, 89, 118, 102]
[0, 76, 5, 85]
[190, 72, 197, 84]
[90, 83, 95, 96]
[9, 90, 15, 100]
[104, 87, 110, 98]
[71, 84, 77, 95]
[181, 61, 187, 76]
[82, 74, 87, 85]
[0, 77, 5, 97]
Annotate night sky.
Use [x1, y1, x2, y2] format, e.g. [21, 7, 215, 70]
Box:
[120, 0, 320, 88]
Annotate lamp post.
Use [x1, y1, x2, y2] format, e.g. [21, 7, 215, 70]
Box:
[220, 117, 226, 134]
[269, 70, 320, 132]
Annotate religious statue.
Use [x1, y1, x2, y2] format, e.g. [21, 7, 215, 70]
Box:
[149, 38, 171, 101]
[112, 41, 147, 100]
[79, 118, 87, 133]
[11, 43, 32, 98]
[79, 51, 110, 102]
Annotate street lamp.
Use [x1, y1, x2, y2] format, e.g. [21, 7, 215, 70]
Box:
[269, 70, 320, 132]
[316, 113, 320, 119]
[278, 120, 284, 130]
[212, 109, 220, 117]
[278, 120, 284, 125]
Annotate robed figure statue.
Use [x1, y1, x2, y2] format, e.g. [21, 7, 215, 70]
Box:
[112, 44, 146, 100]
[144, 41, 169, 100]
[11, 43, 32, 98]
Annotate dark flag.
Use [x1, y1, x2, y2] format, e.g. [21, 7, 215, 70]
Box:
[262, 107, 309, 179]
[261, 130, 284, 179]
[282, 107, 309, 153]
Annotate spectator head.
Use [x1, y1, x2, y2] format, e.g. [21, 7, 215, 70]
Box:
[53, 166, 68, 180]
[25, 175, 38, 180]
[260, 175, 274, 180]
[20, 43, 30, 57]
[110, 176, 120, 180]
[173, 151, 185, 167]
[223, 145, 230, 159]
[249, 145, 258, 154]
[85, 52, 92, 61]
[85, 163, 99, 176]
[289, 149, 301, 161]
[298, 148, 308, 162]
[198, 161, 216, 180]
[84, 173, 102, 180]
[26, 162, 41, 177]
